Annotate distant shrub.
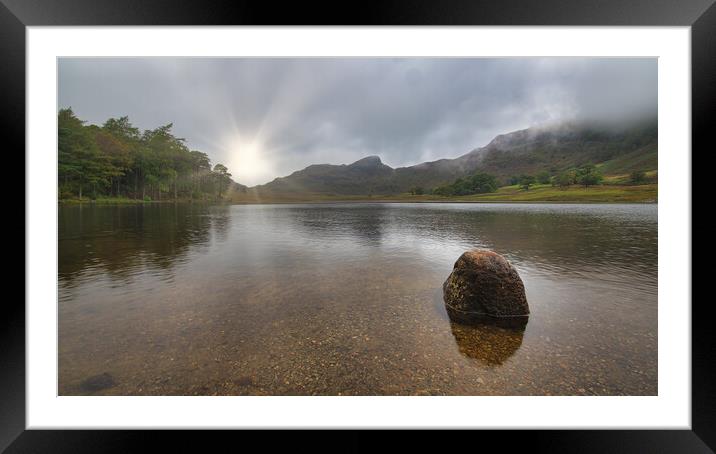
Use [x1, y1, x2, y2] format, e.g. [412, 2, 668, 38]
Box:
[519, 175, 536, 190]
[143, 195, 152, 202]
[554, 171, 574, 189]
[536, 171, 551, 185]
[630, 170, 647, 185]
[575, 164, 603, 188]
[433, 172, 499, 196]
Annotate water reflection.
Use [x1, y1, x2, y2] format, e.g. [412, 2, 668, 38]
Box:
[58, 202, 657, 395]
[278, 203, 657, 282]
[59, 203, 657, 292]
[449, 322, 525, 366]
[284, 204, 389, 246]
[58, 203, 230, 288]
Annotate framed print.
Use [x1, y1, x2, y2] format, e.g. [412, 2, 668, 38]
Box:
[6, 0, 714, 451]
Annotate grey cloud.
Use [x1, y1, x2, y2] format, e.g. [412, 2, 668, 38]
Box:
[58, 57, 656, 186]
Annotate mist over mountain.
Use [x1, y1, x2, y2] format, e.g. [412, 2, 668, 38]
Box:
[249, 119, 657, 196]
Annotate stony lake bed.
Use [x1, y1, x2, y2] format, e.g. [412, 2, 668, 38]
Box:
[58, 202, 657, 396]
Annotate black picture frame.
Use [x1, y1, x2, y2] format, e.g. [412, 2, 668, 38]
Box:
[6, 0, 713, 451]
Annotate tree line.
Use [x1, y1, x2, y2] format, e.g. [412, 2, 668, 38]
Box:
[508, 164, 605, 190]
[424, 163, 616, 197]
[426, 164, 604, 197]
[431, 173, 499, 196]
[58, 108, 234, 201]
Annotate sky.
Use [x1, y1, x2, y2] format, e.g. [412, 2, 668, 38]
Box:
[58, 58, 657, 186]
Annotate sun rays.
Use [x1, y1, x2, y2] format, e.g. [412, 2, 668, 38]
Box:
[224, 135, 274, 187]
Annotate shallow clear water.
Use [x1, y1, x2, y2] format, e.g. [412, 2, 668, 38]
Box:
[58, 202, 657, 395]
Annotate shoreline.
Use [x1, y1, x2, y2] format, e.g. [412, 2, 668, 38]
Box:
[229, 183, 658, 205]
[59, 183, 658, 206]
[225, 199, 658, 205]
[58, 198, 658, 206]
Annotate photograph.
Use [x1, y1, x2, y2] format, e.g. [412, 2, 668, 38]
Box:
[56, 56, 658, 397]
[3, 0, 710, 446]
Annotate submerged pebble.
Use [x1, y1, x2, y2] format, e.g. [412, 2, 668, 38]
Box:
[80, 372, 116, 392]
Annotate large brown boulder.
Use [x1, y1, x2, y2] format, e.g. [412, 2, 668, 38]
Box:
[443, 249, 529, 328]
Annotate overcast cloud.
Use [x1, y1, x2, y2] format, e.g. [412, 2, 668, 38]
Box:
[58, 58, 656, 186]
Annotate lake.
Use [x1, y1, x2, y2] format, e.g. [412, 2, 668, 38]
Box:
[58, 202, 657, 395]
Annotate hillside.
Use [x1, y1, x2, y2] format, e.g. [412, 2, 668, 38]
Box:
[255, 156, 396, 195]
[470, 120, 657, 181]
[250, 120, 657, 197]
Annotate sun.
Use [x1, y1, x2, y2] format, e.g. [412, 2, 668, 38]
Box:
[226, 138, 273, 187]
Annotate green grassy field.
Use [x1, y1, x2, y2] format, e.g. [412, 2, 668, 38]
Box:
[230, 183, 657, 204]
[442, 183, 657, 202]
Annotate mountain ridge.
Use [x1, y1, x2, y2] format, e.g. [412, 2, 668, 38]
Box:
[251, 120, 657, 195]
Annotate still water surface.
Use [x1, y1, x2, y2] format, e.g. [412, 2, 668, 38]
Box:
[59, 203, 657, 395]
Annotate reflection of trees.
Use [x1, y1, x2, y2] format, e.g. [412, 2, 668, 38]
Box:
[449, 321, 525, 366]
[210, 205, 232, 244]
[59, 204, 216, 285]
[58, 203, 656, 296]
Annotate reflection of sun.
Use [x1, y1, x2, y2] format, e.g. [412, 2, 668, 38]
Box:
[226, 137, 273, 187]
